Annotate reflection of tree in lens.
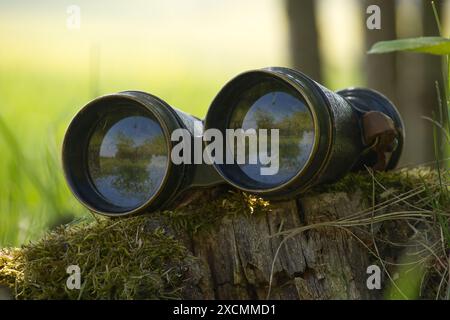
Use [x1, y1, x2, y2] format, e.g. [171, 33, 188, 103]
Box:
[109, 133, 151, 200]
[275, 110, 314, 170]
[228, 80, 315, 185]
[254, 109, 277, 129]
[88, 112, 168, 208]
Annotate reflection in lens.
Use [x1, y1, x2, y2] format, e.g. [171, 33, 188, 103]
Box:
[228, 79, 315, 187]
[87, 107, 167, 209]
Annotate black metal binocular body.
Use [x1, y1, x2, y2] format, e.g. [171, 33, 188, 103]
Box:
[62, 67, 404, 217]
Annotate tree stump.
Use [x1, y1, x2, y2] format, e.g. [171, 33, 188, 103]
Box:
[0, 170, 445, 300]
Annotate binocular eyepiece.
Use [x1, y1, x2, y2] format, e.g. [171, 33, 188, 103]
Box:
[62, 67, 404, 217]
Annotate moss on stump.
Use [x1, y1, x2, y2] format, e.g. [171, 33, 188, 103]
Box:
[0, 168, 448, 300]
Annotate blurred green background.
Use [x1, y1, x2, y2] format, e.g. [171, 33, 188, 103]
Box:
[0, 0, 449, 246]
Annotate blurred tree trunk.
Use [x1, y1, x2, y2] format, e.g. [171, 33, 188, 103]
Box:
[285, 0, 322, 82]
[364, 0, 398, 105]
[395, 0, 442, 167]
[364, 0, 442, 167]
[420, 0, 445, 159]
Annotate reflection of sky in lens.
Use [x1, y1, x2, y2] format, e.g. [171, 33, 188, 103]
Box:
[88, 112, 168, 209]
[240, 92, 308, 129]
[229, 81, 315, 187]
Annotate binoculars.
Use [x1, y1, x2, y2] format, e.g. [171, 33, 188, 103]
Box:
[62, 67, 404, 217]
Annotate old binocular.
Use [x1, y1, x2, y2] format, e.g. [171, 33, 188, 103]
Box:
[62, 67, 404, 217]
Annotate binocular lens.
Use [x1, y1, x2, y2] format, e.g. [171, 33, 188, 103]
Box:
[205, 68, 404, 196]
[227, 77, 315, 188]
[62, 92, 185, 216]
[87, 107, 168, 208]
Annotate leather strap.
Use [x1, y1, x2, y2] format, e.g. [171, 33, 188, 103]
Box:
[362, 111, 399, 170]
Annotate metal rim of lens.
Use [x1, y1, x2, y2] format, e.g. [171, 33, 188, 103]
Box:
[88, 105, 169, 212]
[204, 68, 334, 194]
[62, 92, 178, 217]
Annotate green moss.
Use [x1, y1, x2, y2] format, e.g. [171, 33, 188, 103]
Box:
[0, 217, 190, 299]
[0, 190, 270, 300]
[161, 190, 271, 235]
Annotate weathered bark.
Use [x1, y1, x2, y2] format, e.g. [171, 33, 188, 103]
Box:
[180, 191, 381, 300]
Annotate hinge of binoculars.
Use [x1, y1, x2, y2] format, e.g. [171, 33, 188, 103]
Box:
[362, 111, 399, 171]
